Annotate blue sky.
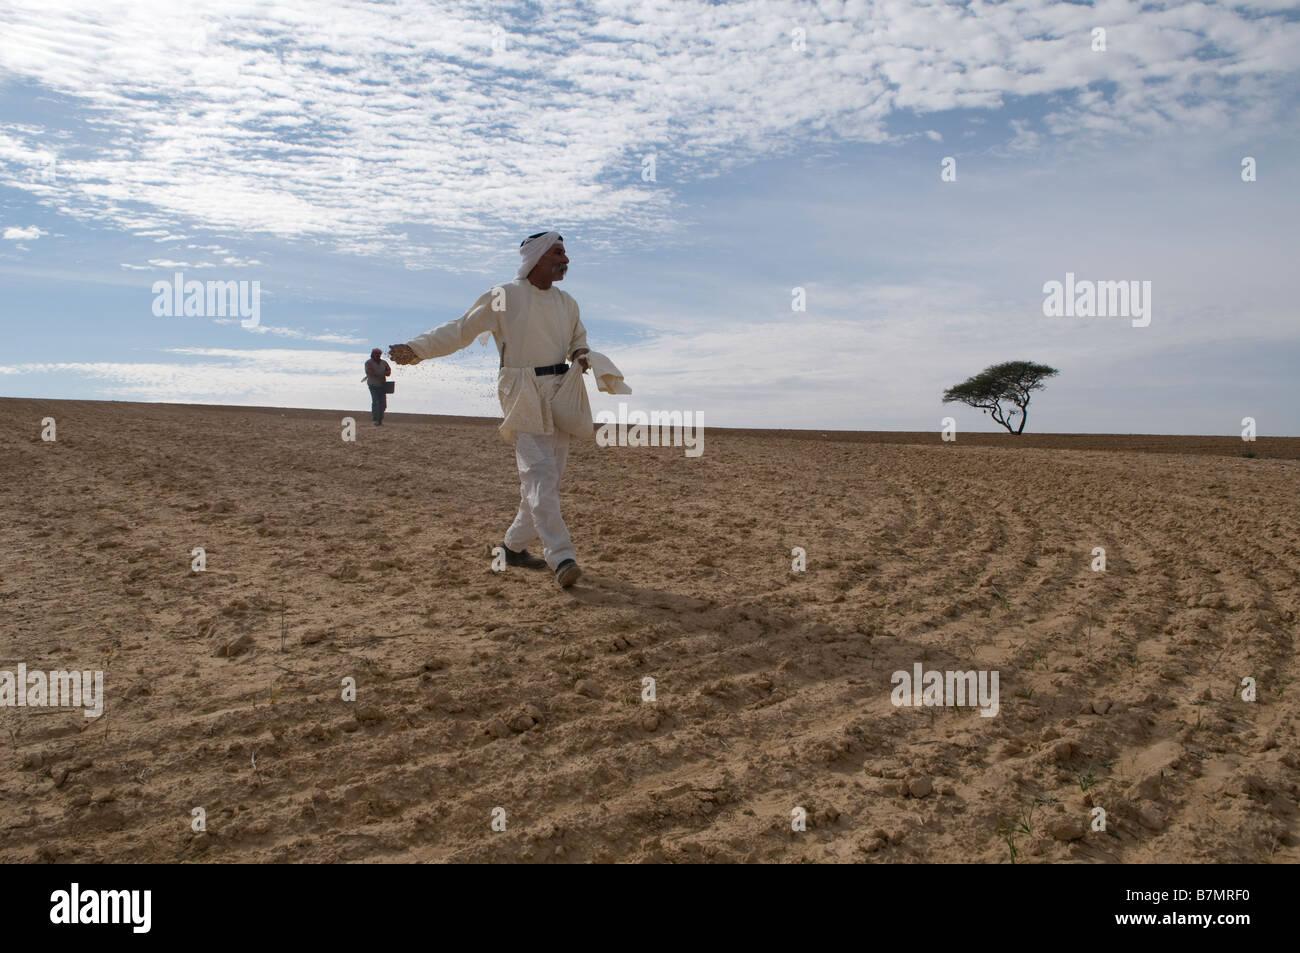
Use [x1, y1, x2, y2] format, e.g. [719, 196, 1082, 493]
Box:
[2, 0, 1298, 434]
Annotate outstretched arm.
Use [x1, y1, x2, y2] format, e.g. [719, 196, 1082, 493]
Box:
[390, 288, 499, 365]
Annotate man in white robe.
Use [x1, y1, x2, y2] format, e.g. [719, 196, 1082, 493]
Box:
[389, 231, 589, 588]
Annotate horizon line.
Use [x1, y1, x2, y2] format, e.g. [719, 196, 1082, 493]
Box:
[4, 396, 1297, 442]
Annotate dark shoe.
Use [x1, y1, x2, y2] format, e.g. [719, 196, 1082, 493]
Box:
[504, 545, 546, 569]
[555, 559, 581, 588]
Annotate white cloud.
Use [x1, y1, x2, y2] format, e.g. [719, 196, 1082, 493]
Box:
[3, 225, 46, 240]
[0, 0, 1293, 270]
[212, 319, 364, 345]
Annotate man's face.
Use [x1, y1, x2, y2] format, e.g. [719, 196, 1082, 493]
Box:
[540, 242, 568, 281]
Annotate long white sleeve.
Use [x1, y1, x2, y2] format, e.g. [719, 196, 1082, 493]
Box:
[406, 289, 499, 361]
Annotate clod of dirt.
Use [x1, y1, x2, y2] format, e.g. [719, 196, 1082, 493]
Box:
[425, 688, 451, 708]
[212, 633, 254, 658]
[1047, 816, 1086, 841]
[508, 707, 543, 732]
[1220, 774, 1270, 799]
[1050, 740, 1076, 763]
[1138, 805, 1166, 830]
[908, 777, 933, 798]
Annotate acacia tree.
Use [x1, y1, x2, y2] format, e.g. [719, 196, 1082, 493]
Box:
[942, 361, 1058, 434]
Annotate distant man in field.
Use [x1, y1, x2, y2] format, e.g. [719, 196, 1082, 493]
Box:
[389, 231, 590, 589]
[364, 347, 392, 426]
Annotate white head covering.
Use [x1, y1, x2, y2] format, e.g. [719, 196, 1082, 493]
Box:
[516, 230, 562, 280]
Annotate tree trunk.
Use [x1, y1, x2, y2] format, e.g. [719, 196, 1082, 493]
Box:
[992, 404, 1014, 434]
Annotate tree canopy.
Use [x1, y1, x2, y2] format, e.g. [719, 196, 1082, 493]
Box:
[942, 360, 1059, 434]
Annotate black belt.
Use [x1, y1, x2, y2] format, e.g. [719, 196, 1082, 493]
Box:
[534, 363, 569, 376]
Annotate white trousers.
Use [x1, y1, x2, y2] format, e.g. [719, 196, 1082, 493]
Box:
[503, 431, 575, 570]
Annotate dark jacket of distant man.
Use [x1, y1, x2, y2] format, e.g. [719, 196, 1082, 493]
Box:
[365, 348, 392, 425]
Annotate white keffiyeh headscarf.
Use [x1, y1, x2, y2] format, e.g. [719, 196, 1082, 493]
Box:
[516, 230, 562, 280]
[474, 231, 566, 345]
